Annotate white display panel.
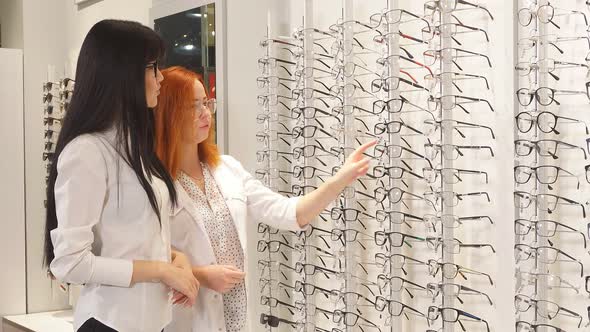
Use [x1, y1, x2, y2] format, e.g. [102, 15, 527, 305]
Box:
[0, 48, 26, 320]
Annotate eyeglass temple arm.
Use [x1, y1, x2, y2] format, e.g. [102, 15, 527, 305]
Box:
[478, 98, 495, 112]
[559, 195, 587, 218]
[556, 248, 584, 276]
[404, 168, 424, 179]
[403, 189, 424, 200]
[575, 10, 589, 26]
[545, 41, 565, 54]
[555, 114, 590, 134]
[272, 57, 297, 66]
[399, 30, 427, 44]
[460, 284, 494, 305]
[403, 302, 427, 319]
[473, 122, 495, 139]
[400, 55, 434, 77]
[458, 0, 494, 20]
[399, 76, 429, 91]
[400, 9, 422, 21]
[264, 38, 299, 48]
[462, 191, 491, 202]
[556, 59, 589, 69]
[457, 145, 494, 157]
[456, 72, 490, 89]
[460, 243, 496, 253]
[399, 122, 424, 135]
[454, 318, 467, 331]
[460, 169, 489, 183]
[461, 215, 494, 225]
[399, 69, 419, 83]
[454, 48, 492, 67]
[456, 23, 490, 42]
[462, 266, 494, 285]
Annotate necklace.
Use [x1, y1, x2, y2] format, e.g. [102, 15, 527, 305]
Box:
[185, 168, 210, 207]
[188, 172, 204, 184]
[186, 166, 205, 187]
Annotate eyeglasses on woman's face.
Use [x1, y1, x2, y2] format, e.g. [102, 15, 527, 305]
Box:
[145, 61, 158, 78]
[191, 99, 217, 117]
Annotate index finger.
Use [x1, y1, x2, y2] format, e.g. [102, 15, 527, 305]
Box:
[351, 140, 378, 157]
[227, 270, 246, 278]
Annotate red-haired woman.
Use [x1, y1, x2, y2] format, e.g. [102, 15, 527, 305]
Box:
[154, 66, 375, 332]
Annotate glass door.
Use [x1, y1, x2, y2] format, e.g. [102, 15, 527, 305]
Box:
[151, 0, 226, 149]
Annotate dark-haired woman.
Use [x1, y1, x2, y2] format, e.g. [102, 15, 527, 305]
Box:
[44, 20, 199, 332]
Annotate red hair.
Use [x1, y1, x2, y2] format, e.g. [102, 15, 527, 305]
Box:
[154, 66, 220, 179]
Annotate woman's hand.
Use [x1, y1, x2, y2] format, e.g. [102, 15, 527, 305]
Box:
[195, 265, 245, 294]
[170, 251, 198, 307]
[294, 140, 377, 227]
[172, 290, 191, 307]
[161, 264, 200, 307]
[171, 251, 192, 271]
[332, 140, 377, 186]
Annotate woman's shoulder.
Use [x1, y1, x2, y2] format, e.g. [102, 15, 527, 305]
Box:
[54, 135, 110, 182]
[59, 132, 116, 167]
[210, 155, 249, 180]
[217, 155, 250, 173]
[61, 133, 104, 155]
[218, 154, 240, 167]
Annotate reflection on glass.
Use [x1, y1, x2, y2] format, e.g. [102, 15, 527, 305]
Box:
[155, 4, 217, 142]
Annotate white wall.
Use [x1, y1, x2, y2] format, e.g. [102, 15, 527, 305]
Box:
[21, 0, 69, 314]
[225, 1, 278, 331]
[0, 3, 26, 331]
[61, 0, 152, 77]
[225, 0, 269, 170]
[0, 0, 23, 49]
[0, 48, 26, 331]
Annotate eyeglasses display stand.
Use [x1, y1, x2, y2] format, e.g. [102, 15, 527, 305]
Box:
[42, 75, 74, 205]
[255, 0, 590, 331]
[514, 0, 590, 331]
[42, 68, 75, 301]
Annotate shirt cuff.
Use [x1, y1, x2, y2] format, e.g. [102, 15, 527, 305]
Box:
[280, 196, 308, 232]
[90, 256, 134, 287]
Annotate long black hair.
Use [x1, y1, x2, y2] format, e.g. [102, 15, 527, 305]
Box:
[44, 20, 177, 267]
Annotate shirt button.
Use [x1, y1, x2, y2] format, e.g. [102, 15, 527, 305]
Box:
[214, 294, 218, 299]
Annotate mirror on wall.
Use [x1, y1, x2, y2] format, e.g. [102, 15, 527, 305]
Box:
[154, 3, 217, 142]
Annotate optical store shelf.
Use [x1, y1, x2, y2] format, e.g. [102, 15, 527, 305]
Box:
[2, 310, 73, 332]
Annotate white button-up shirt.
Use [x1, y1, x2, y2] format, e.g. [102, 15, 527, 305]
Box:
[50, 129, 172, 332]
[164, 155, 303, 332]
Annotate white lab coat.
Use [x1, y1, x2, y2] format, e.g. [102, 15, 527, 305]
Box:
[165, 155, 303, 332]
[50, 131, 172, 332]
